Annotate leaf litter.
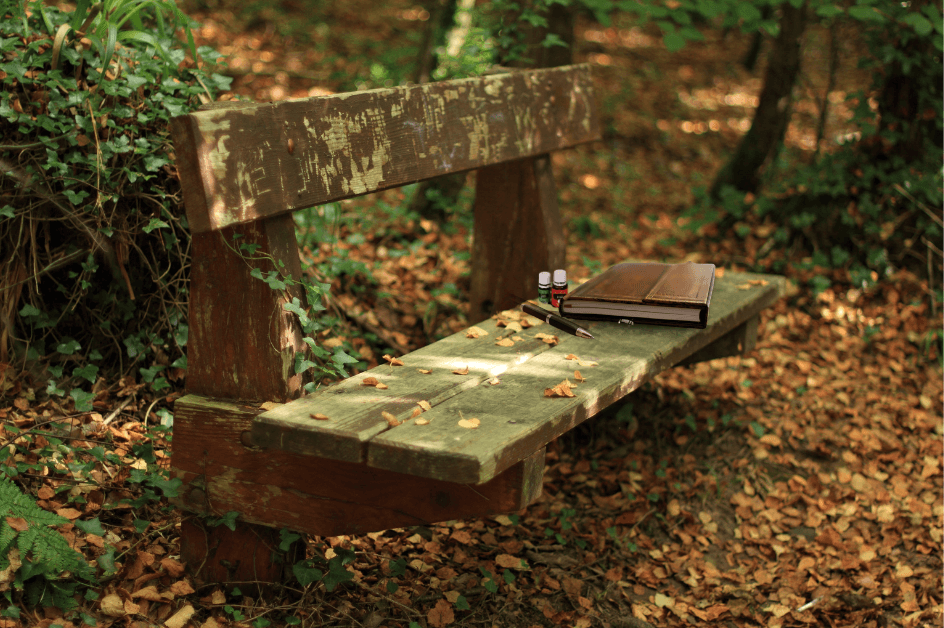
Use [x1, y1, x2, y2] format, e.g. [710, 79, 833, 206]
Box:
[0, 5, 939, 628]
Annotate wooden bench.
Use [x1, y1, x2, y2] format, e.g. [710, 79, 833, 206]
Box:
[168, 64, 785, 584]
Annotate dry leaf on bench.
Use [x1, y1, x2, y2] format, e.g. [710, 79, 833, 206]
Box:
[565, 354, 598, 367]
[534, 332, 559, 346]
[458, 418, 480, 429]
[574, 370, 586, 382]
[466, 326, 489, 338]
[495, 337, 515, 347]
[418, 400, 432, 411]
[417, 368, 432, 374]
[309, 413, 330, 421]
[415, 418, 430, 426]
[453, 365, 469, 375]
[362, 377, 388, 389]
[382, 411, 401, 427]
[410, 407, 422, 418]
[383, 354, 404, 366]
[544, 379, 576, 398]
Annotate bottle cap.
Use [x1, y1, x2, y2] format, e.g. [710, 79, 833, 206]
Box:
[553, 269, 567, 283]
[538, 271, 551, 284]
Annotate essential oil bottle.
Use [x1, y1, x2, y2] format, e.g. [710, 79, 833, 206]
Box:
[538, 271, 552, 304]
[551, 269, 567, 307]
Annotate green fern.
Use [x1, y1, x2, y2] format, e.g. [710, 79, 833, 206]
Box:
[0, 475, 94, 609]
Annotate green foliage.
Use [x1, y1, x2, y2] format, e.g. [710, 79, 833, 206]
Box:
[1, 0, 228, 397]
[0, 474, 94, 610]
[291, 546, 356, 592]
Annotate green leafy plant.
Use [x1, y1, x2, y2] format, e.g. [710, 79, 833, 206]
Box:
[1, 0, 229, 398]
[0, 474, 95, 610]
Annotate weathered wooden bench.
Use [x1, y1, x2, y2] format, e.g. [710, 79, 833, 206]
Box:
[168, 64, 785, 584]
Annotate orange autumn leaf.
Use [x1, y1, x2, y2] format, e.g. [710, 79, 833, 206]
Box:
[309, 413, 330, 421]
[574, 370, 586, 382]
[417, 368, 433, 374]
[4, 517, 27, 532]
[418, 400, 432, 411]
[427, 598, 455, 628]
[382, 411, 401, 427]
[383, 354, 404, 366]
[458, 418, 480, 429]
[415, 418, 430, 425]
[495, 337, 515, 347]
[453, 365, 469, 375]
[410, 407, 422, 418]
[544, 379, 576, 398]
[534, 332, 559, 346]
[362, 377, 388, 389]
[565, 354, 598, 367]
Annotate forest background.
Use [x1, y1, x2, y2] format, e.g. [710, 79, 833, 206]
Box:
[0, 0, 941, 626]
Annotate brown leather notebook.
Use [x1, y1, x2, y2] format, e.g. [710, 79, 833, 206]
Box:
[559, 261, 716, 328]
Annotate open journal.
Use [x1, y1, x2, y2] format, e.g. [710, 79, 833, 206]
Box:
[559, 261, 716, 328]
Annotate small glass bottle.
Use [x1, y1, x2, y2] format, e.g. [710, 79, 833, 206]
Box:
[551, 269, 567, 307]
[537, 271, 552, 305]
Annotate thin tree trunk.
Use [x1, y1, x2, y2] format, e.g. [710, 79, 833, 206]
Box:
[711, 2, 807, 197]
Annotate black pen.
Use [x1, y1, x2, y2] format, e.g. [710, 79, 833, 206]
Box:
[522, 303, 594, 339]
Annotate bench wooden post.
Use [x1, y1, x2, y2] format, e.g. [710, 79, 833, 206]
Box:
[469, 155, 565, 321]
[178, 213, 308, 585]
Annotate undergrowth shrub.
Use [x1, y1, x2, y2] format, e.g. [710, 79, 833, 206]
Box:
[0, 0, 230, 408]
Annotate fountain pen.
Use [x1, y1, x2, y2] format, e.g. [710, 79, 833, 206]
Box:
[522, 303, 594, 339]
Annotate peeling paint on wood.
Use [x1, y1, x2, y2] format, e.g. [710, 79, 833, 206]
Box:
[170, 65, 600, 233]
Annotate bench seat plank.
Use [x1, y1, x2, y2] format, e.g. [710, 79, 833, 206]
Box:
[251, 315, 559, 461]
[366, 271, 784, 484]
[253, 271, 784, 482]
[170, 65, 600, 233]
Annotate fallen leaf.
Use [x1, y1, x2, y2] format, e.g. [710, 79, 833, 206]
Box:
[458, 418, 480, 429]
[382, 411, 401, 427]
[410, 407, 422, 418]
[4, 517, 27, 532]
[466, 326, 489, 338]
[161, 558, 185, 577]
[565, 354, 598, 367]
[100, 593, 125, 617]
[362, 377, 388, 389]
[544, 379, 576, 398]
[55, 507, 81, 520]
[495, 553, 527, 570]
[209, 589, 226, 605]
[165, 604, 196, 628]
[415, 418, 430, 425]
[453, 365, 469, 375]
[170, 580, 195, 596]
[417, 368, 432, 374]
[427, 598, 455, 627]
[309, 413, 330, 421]
[488, 377, 500, 385]
[131, 585, 162, 601]
[534, 332, 559, 346]
[495, 337, 515, 347]
[418, 400, 432, 411]
[383, 354, 404, 366]
[260, 401, 281, 411]
[574, 370, 586, 382]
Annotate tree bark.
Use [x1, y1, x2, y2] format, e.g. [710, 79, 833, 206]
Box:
[711, 2, 807, 197]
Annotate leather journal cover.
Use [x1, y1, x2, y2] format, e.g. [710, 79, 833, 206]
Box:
[559, 261, 716, 328]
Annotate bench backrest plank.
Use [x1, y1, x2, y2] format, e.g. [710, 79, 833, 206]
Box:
[170, 65, 599, 233]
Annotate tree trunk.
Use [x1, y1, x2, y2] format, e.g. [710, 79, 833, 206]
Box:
[711, 2, 807, 197]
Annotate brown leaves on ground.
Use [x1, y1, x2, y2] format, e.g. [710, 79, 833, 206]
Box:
[362, 376, 388, 389]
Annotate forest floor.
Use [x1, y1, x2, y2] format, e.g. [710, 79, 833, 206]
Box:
[4, 0, 942, 627]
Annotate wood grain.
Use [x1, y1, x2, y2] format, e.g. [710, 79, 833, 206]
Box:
[170, 396, 544, 537]
[185, 214, 306, 402]
[469, 155, 565, 322]
[251, 313, 556, 461]
[366, 271, 786, 484]
[170, 65, 600, 233]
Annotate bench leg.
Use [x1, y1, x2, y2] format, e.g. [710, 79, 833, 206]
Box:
[179, 516, 302, 590]
[678, 315, 759, 366]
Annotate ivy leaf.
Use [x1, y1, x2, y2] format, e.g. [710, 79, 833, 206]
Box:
[292, 560, 323, 587]
[142, 218, 169, 233]
[73, 517, 105, 536]
[901, 13, 933, 37]
[70, 388, 95, 412]
[57, 338, 81, 355]
[0, 205, 13, 218]
[73, 364, 99, 384]
[664, 31, 687, 52]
